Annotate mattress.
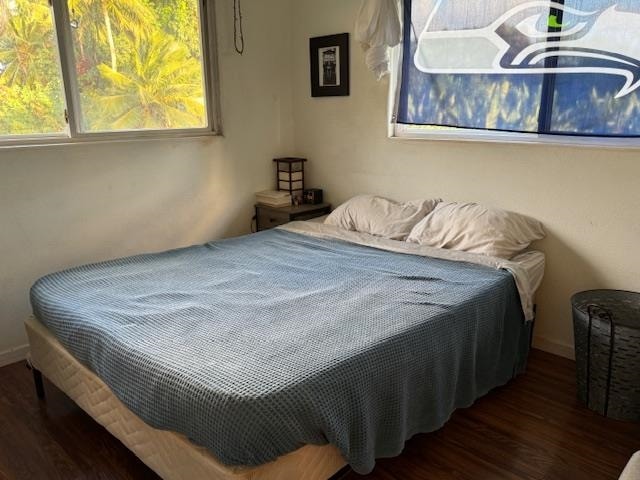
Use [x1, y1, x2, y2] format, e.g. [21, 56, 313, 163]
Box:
[25, 316, 346, 480]
[30, 226, 536, 474]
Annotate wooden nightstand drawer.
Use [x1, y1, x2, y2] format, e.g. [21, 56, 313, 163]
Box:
[255, 203, 331, 232]
[257, 209, 290, 230]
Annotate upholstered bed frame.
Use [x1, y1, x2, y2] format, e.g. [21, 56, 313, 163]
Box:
[25, 316, 347, 480]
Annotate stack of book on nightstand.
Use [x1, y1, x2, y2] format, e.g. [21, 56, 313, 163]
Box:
[255, 190, 292, 208]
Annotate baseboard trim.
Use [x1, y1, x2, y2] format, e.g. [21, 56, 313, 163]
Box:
[0, 344, 30, 368]
[533, 336, 575, 360]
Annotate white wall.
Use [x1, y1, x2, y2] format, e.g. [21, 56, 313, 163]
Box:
[0, 0, 294, 366]
[291, 0, 640, 358]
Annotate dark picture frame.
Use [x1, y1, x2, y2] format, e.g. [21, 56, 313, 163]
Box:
[309, 33, 350, 97]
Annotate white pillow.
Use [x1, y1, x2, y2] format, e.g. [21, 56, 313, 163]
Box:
[325, 195, 441, 241]
[407, 202, 545, 259]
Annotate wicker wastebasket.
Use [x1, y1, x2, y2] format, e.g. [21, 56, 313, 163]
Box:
[572, 290, 640, 421]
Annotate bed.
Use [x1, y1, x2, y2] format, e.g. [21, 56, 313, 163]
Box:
[26, 220, 545, 480]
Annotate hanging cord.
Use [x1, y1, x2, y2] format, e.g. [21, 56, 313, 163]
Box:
[233, 0, 245, 55]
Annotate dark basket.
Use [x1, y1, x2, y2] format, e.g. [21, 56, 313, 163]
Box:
[572, 290, 640, 422]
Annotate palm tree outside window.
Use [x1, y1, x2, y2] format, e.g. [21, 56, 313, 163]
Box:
[0, 0, 219, 143]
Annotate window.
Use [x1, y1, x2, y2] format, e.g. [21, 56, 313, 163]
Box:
[393, 0, 640, 145]
[0, 0, 219, 145]
[0, 0, 67, 137]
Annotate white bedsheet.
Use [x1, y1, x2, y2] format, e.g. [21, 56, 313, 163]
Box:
[280, 221, 545, 321]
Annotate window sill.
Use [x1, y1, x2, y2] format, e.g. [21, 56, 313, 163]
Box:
[390, 125, 640, 150]
[0, 130, 221, 150]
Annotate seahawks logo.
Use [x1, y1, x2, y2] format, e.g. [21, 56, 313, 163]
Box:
[415, 1, 640, 98]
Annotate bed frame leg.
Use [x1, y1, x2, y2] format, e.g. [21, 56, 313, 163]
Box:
[27, 361, 45, 400]
[529, 304, 537, 349]
[33, 368, 45, 400]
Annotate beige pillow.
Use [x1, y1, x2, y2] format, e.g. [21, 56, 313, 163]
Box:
[325, 195, 441, 241]
[407, 202, 545, 259]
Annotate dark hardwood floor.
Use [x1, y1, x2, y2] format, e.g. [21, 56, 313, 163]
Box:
[0, 350, 638, 480]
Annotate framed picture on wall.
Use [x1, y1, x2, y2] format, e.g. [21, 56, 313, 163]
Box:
[309, 33, 350, 97]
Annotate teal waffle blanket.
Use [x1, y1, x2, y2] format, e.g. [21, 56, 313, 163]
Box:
[31, 229, 529, 474]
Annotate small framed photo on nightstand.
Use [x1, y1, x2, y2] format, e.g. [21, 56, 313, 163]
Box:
[309, 33, 350, 97]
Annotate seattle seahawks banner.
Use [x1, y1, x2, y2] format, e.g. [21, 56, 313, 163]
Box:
[396, 0, 640, 136]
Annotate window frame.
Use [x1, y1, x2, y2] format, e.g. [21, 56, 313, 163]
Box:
[389, 1, 640, 150]
[0, 0, 222, 148]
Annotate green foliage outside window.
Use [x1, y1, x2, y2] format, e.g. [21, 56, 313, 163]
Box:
[0, 0, 66, 135]
[0, 0, 207, 136]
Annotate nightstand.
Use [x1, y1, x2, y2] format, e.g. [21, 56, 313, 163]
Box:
[255, 203, 331, 232]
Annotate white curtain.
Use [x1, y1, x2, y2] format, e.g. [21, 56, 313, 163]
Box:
[355, 0, 402, 80]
